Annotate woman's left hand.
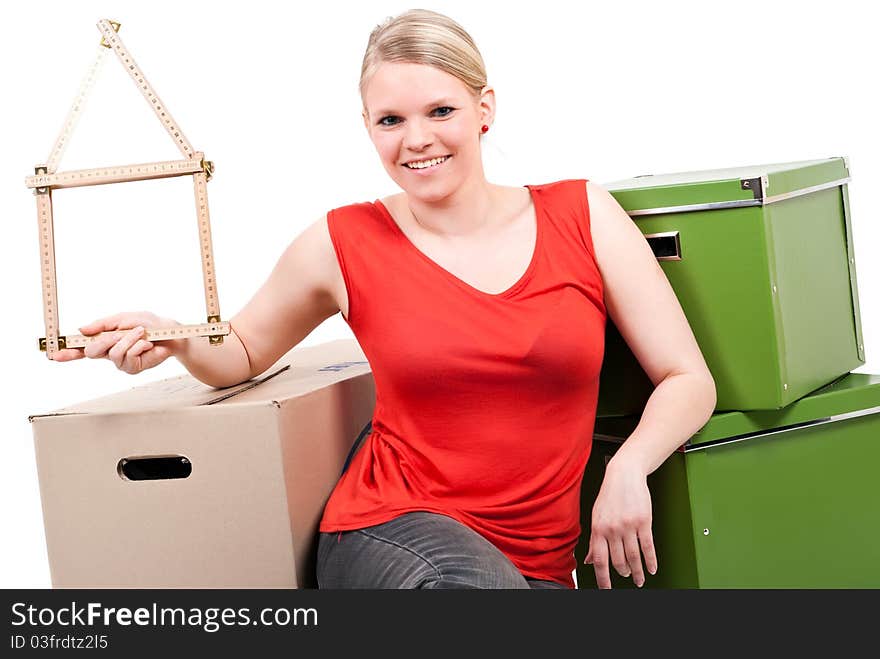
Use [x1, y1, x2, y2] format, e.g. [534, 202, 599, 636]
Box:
[584, 457, 658, 589]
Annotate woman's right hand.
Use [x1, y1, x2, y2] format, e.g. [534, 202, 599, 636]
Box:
[50, 311, 177, 375]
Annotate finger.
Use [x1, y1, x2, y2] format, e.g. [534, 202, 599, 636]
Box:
[84, 331, 124, 359]
[122, 339, 154, 373]
[141, 343, 175, 372]
[79, 313, 128, 335]
[142, 343, 174, 370]
[639, 524, 658, 576]
[623, 532, 645, 587]
[607, 536, 630, 579]
[50, 348, 85, 362]
[590, 536, 612, 589]
[150, 344, 174, 362]
[108, 327, 146, 369]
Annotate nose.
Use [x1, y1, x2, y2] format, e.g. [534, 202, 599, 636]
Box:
[403, 118, 433, 152]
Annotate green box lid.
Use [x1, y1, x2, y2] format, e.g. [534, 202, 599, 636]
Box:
[594, 372, 880, 450]
[603, 157, 850, 215]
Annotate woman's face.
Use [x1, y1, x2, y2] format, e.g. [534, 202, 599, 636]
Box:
[362, 61, 493, 202]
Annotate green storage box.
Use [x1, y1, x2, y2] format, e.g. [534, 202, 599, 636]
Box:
[597, 157, 864, 416]
[575, 372, 880, 588]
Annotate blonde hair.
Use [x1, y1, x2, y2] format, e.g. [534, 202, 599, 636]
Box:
[359, 9, 488, 105]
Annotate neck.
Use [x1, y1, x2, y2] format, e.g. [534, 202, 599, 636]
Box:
[406, 174, 498, 238]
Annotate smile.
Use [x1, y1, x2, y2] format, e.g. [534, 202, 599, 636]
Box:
[403, 155, 451, 170]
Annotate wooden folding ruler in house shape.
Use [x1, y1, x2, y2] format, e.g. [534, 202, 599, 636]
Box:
[25, 19, 230, 359]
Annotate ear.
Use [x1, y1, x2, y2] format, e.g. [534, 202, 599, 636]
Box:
[478, 85, 496, 128]
[362, 110, 370, 133]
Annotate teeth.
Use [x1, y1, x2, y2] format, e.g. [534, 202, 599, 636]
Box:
[405, 156, 448, 169]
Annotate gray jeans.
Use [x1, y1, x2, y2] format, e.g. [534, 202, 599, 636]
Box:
[317, 511, 570, 589]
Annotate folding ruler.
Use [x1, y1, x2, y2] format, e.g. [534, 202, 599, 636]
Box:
[25, 19, 230, 359]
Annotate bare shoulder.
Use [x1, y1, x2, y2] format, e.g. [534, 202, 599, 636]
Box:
[297, 213, 336, 277]
[584, 180, 618, 226]
[228, 213, 343, 378]
[582, 179, 714, 387]
[298, 213, 348, 317]
[263, 213, 341, 309]
[583, 180, 638, 265]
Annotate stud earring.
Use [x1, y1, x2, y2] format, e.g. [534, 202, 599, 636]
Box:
[481, 124, 489, 134]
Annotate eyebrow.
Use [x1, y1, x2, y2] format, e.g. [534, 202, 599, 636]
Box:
[372, 98, 458, 116]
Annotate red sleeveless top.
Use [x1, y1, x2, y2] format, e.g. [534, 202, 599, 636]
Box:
[318, 179, 606, 587]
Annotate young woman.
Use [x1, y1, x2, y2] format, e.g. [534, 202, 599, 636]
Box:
[52, 9, 716, 589]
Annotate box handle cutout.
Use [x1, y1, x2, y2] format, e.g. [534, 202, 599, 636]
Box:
[645, 231, 681, 261]
[118, 455, 192, 481]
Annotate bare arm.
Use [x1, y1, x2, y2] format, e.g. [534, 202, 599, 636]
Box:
[170, 214, 342, 386]
[583, 180, 716, 588]
[587, 180, 717, 473]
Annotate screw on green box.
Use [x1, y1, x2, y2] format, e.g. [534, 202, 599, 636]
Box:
[575, 372, 880, 588]
[597, 157, 864, 416]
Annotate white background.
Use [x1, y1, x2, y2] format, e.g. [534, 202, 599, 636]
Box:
[1, 0, 877, 587]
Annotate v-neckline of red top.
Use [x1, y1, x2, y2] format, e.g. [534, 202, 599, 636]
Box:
[372, 185, 543, 300]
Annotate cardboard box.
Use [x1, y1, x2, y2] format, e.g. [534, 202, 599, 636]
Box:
[29, 339, 375, 588]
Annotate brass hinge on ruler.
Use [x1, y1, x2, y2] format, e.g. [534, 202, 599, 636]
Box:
[207, 315, 223, 345]
[29, 19, 230, 359]
[99, 20, 121, 48]
[39, 337, 66, 352]
[201, 157, 215, 182]
[33, 166, 49, 195]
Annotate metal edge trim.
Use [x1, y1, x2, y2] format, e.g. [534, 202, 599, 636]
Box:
[593, 432, 688, 454]
[682, 404, 880, 452]
[624, 177, 850, 217]
[840, 184, 865, 361]
[627, 199, 762, 217]
[762, 177, 851, 205]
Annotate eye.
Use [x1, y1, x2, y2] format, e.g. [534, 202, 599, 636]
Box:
[378, 115, 401, 127]
[433, 106, 455, 117]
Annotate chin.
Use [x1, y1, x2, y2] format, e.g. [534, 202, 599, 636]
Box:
[393, 173, 462, 203]
[401, 183, 455, 204]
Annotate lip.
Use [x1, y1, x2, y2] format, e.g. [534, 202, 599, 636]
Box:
[401, 155, 452, 174]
